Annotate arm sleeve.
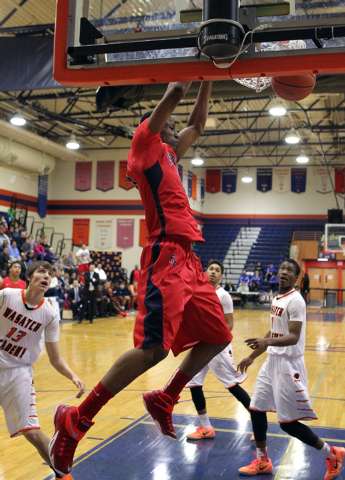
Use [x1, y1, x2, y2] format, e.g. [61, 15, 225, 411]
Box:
[287, 296, 305, 323]
[45, 312, 60, 342]
[221, 292, 233, 314]
[130, 120, 162, 170]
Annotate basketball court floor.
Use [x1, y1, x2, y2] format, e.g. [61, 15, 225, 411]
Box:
[1, 306, 345, 480]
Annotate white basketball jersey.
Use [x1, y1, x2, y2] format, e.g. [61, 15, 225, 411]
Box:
[0, 288, 60, 368]
[267, 289, 306, 357]
[215, 286, 233, 314]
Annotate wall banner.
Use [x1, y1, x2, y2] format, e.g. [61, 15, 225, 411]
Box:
[72, 219, 90, 246]
[206, 169, 221, 193]
[335, 167, 345, 194]
[75, 161, 92, 192]
[257, 168, 272, 193]
[119, 160, 134, 190]
[182, 167, 188, 193]
[273, 168, 290, 193]
[96, 161, 114, 192]
[177, 164, 183, 182]
[192, 173, 197, 200]
[197, 176, 201, 202]
[222, 168, 237, 194]
[291, 168, 307, 194]
[116, 219, 134, 249]
[316, 167, 333, 194]
[95, 219, 113, 250]
[38, 174, 48, 218]
[201, 179, 205, 201]
[139, 219, 149, 247]
[188, 171, 193, 197]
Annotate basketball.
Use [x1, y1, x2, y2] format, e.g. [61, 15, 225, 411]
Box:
[271, 74, 316, 101]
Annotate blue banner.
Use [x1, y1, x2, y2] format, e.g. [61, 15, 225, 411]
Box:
[222, 168, 237, 194]
[38, 174, 48, 218]
[201, 179, 205, 201]
[177, 164, 183, 182]
[257, 168, 272, 193]
[188, 171, 193, 197]
[291, 168, 307, 194]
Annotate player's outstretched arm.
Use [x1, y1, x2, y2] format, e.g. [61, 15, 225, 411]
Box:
[45, 341, 86, 398]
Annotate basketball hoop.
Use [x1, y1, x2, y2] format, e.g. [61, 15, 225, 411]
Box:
[233, 40, 307, 92]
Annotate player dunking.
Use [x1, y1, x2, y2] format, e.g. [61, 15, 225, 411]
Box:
[0, 260, 26, 289]
[237, 259, 345, 479]
[48, 79, 232, 477]
[0, 261, 85, 480]
[185, 260, 252, 440]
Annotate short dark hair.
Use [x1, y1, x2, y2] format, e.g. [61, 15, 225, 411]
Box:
[282, 259, 301, 277]
[26, 261, 54, 281]
[206, 259, 224, 274]
[139, 110, 153, 125]
[10, 261, 21, 269]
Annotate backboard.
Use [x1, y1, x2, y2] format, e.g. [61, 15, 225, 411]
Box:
[324, 224, 345, 254]
[54, 0, 345, 87]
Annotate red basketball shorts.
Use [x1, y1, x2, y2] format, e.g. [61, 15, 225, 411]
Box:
[133, 237, 233, 356]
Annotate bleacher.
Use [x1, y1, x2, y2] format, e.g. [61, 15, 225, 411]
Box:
[193, 224, 242, 267]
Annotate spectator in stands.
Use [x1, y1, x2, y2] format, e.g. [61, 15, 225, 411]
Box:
[21, 237, 32, 255]
[269, 273, 279, 292]
[238, 269, 250, 286]
[95, 263, 107, 283]
[19, 252, 28, 281]
[8, 240, 21, 260]
[0, 225, 10, 249]
[18, 231, 27, 249]
[44, 247, 57, 265]
[237, 282, 249, 307]
[55, 269, 64, 298]
[56, 254, 68, 272]
[96, 284, 109, 318]
[128, 281, 138, 311]
[300, 272, 310, 303]
[69, 272, 78, 285]
[12, 226, 21, 245]
[250, 269, 262, 291]
[61, 271, 71, 295]
[0, 217, 8, 233]
[76, 244, 90, 276]
[265, 263, 275, 280]
[41, 235, 50, 252]
[27, 250, 35, 264]
[28, 234, 35, 251]
[256, 261, 265, 277]
[224, 281, 236, 292]
[119, 267, 128, 283]
[0, 246, 10, 273]
[114, 281, 131, 309]
[45, 270, 59, 297]
[34, 239, 45, 261]
[7, 206, 16, 223]
[0, 261, 26, 290]
[68, 279, 84, 320]
[246, 262, 255, 274]
[66, 251, 76, 272]
[78, 263, 100, 324]
[129, 264, 140, 284]
[103, 281, 122, 316]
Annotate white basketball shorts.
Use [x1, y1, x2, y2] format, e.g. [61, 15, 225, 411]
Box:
[250, 354, 318, 423]
[186, 343, 247, 389]
[0, 365, 40, 437]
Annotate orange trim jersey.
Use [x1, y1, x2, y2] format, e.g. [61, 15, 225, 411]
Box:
[0, 289, 59, 368]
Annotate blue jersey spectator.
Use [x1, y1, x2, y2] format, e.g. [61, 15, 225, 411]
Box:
[265, 263, 275, 280]
[238, 269, 250, 285]
[9, 241, 21, 260]
[269, 273, 279, 292]
[250, 270, 262, 291]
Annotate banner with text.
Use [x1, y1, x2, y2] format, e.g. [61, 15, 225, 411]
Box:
[206, 169, 221, 193]
[38, 174, 48, 218]
[291, 168, 307, 194]
[335, 167, 345, 194]
[72, 219, 90, 246]
[222, 168, 237, 194]
[201, 179, 205, 201]
[273, 168, 290, 193]
[182, 167, 188, 193]
[188, 171, 193, 197]
[316, 167, 333, 194]
[96, 161, 114, 192]
[119, 160, 134, 190]
[257, 168, 272, 193]
[75, 162, 92, 191]
[95, 220, 113, 250]
[192, 173, 197, 200]
[117, 219, 134, 249]
[197, 176, 201, 201]
[178, 164, 183, 182]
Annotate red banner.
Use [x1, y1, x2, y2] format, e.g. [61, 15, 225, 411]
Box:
[117, 219, 134, 249]
[72, 219, 90, 246]
[96, 161, 114, 192]
[75, 162, 92, 191]
[139, 219, 149, 247]
[192, 173, 197, 200]
[335, 167, 345, 194]
[206, 169, 221, 193]
[119, 160, 134, 190]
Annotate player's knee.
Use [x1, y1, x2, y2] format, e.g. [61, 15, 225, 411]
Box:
[145, 345, 168, 366]
[22, 428, 41, 443]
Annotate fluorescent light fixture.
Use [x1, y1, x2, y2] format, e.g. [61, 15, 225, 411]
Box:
[269, 103, 286, 116]
[66, 134, 80, 150]
[285, 129, 300, 144]
[318, 258, 328, 261]
[10, 113, 26, 126]
[205, 117, 216, 128]
[191, 149, 203, 165]
[296, 149, 309, 163]
[242, 169, 253, 183]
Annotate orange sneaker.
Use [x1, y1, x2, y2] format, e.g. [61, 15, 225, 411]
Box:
[57, 475, 74, 480]
[239, 458, 273, 476]
[325, 446, 345, 480]
[186, 426, 215, 440]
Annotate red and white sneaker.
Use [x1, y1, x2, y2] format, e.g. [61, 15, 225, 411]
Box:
[325, 446, 345, 480]
[239, 457, 273, 475]
[142, 390, 178, 441]
[48, 405, 94, 476]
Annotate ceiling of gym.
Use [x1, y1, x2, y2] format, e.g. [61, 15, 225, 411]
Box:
[0, 0, 345, 169]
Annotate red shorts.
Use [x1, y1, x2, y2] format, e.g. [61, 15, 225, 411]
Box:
[133, 237, 233, 356]
[78, 263, 89, 275]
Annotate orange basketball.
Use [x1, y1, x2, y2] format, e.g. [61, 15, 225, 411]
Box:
[271, 74, 316, 101]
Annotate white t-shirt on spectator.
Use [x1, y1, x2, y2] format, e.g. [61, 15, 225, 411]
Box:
[76, 249, 90, 264]
[95, 268, 107, 281]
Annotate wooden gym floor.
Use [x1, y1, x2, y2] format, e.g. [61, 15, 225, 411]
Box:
[1, 307, 345, 480]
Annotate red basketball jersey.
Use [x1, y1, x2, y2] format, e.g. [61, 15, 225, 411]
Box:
[127, 119, 204, 243]
[2, 277, 26, 289]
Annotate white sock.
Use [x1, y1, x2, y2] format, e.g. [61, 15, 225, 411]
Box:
[319, 442, 334, 458]
[257, 447, 269, 462]
[199, 413, 212, 429]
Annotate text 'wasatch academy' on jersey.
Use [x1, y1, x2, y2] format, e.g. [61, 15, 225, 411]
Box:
[0, 289, 60, 368]
[127, 119, 204, 243]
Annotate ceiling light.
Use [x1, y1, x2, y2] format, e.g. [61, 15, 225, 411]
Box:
[10, 113, 26, 126]
[191, 149, 204, 165]
[317, 258, 328, 262]
[296, 149, 309, 163]
[285, 129, 300, 144]
[66, 134, 80, 150]
[269, 103, 286, 116]
[242, 169, 253, 183]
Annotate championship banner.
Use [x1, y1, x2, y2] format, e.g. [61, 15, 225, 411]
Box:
[222, 168, 237, 194]
[119, 160, 134, 190]
[197, 176, 201, 201]
[38, 174, 48, 218]
[291, 168, 307, 194]
[139, 219, 149, 247]
[75, 161, 92, 192]
[188, 171, 193, 197]
[206, 169, 221, 193]
[116, 219, 134, 249]
[335, 167, 345, 194]
[96, 161, 114, 192]
[273, 168, 290, 193]
[178, 164, 183, 182]
[201, 178, 205, 201]
[182, 167, 188, 193]
[257, 168, 272, 193]
[316, 167, 333, 194]
[192, 173, 197, 200]
[95, 220, 113, 250]
[72, 219, 90, 246]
